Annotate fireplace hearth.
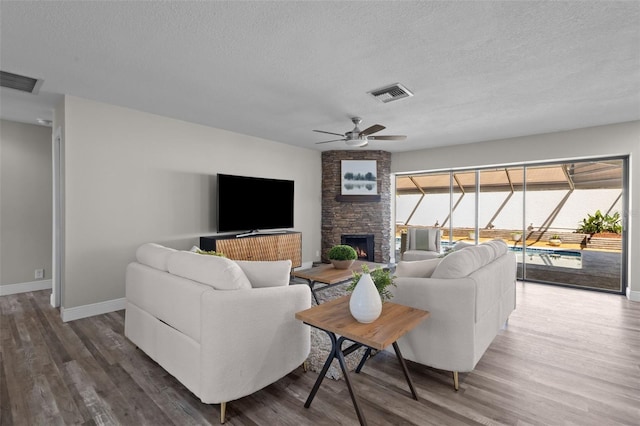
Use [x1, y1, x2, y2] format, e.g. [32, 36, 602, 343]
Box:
[341, 234, 375, 262]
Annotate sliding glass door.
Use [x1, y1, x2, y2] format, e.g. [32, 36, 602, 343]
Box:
[395, 156, 627, 293]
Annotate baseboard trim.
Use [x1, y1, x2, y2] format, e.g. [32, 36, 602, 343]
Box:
[61, 297, 126, 322]
[0, 280, 52, 296]
[626, 287, 640, 302]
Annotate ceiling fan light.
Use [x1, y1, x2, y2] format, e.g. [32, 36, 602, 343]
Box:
[346, 138, 368, 147]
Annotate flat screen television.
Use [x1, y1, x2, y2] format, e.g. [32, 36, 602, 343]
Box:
[216, 173, 294, 234]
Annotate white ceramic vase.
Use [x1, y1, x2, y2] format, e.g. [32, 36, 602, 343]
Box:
[349, 272, 382, 323]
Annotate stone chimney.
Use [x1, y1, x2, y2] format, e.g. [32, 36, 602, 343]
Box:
[321, 150, 392, 263]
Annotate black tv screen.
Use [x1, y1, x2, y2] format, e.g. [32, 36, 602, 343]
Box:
[217, 173, 294, 233]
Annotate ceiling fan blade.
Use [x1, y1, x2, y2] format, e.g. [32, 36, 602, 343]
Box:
[313, 129, 345, 137]
[368, 135, 407, 141]
[359, 124, 385, 136]
[315, 138, 346, 144]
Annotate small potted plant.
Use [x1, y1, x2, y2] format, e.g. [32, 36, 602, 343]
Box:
[327, 244, 357, 269]
[549, 234, 562, 246]
[346, 264, 396, 323]
[347, 264, 396, 302]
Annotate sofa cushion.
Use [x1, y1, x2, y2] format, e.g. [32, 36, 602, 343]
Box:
[235, 260, 292, 288]
[402, 250, 441, 261]
[483, 239, 508, 257]
[167, 251, 251, 290]
[136, 243, 177, 271]
[396, 258, 441, 278]
[432, 244, 496, 279]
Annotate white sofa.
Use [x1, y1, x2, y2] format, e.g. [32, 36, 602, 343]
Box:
[125, 243, 311, 423]
[390, 239, 516, 390]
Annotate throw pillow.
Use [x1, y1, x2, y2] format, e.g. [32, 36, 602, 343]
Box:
[395, 258, 441, 278]
[167, 251, 251, 290]
[135, 243, 176, 271]
[413, 228, 437, 251]
[235, 260, 292, 288]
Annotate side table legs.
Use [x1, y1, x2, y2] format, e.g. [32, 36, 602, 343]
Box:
[392, 342, 419, 400]
[304, 332, 368, 425]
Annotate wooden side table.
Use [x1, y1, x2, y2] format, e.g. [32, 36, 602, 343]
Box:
[295, 295, 430, 426]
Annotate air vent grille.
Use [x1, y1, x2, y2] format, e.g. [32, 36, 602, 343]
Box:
[0, 70, 42, 94]
[368, 83, 413, 103]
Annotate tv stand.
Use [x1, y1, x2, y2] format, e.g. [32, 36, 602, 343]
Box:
[200, 231, 302, 268]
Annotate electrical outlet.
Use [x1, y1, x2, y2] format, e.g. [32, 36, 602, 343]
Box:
[316, 250, 320, 258]
[35, 269, 44, 280]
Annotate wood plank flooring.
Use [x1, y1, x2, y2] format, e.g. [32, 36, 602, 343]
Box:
[1, 282, 639, 425]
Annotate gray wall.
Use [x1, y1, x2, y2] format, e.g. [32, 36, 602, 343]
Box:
[0, 119, 52, 288]
[59, 96, 322, 309]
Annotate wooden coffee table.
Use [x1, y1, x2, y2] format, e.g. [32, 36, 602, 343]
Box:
[291, 260, 388, 304]
[295, 295, 430, 426]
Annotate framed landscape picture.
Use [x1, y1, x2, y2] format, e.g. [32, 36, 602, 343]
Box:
[341, 160, 377, 195]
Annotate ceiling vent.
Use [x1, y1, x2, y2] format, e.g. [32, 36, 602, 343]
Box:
[0, 70, 43, 94]
[368, 83, 413, 103]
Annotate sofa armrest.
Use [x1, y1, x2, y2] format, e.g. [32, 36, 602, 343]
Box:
[198, 284, 311, 404]
[391, 277, 476, 328]
[389, 277, 478, 371]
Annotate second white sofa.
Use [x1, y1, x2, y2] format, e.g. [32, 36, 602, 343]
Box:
[390, 239, 516, 390]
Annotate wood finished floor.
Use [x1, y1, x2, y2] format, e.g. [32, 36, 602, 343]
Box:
[1, 282, 639, 425]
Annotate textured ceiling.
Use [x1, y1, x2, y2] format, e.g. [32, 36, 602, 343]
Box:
[1, 1, 638, 152]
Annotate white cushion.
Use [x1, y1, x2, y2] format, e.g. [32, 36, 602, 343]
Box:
[482, 239, 508, 257]
[167, 251, 251, 290]
[136, 243, 176, 271]
[395, 258, 441, 278]
[402, 250, 441, 261]
[432, 243, 500, 279]
[235, 260, 292, 288]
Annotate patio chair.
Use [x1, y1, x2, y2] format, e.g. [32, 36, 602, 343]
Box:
[402, 227, 441, 261]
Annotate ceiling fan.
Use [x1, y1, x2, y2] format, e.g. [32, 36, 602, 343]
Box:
[313, 117, 407, 147]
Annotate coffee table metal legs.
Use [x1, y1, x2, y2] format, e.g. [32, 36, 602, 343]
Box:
[304, 330, 419, 426]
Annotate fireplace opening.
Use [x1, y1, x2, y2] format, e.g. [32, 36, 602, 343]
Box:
[341, 234, 374, 262]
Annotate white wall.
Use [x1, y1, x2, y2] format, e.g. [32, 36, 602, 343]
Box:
[0, 119, 52, 292]
[392, 121, 640, 300]
[61, 96, 321, 310]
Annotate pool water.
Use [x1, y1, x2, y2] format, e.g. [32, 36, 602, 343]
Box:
[510, 246, 582, 269]
[397, 239, 583, 269]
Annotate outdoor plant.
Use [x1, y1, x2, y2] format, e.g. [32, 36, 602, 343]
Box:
[576, 210, 622, 235]
[347, 264, 396, 301]
[327, 244, 357, 261]
[550, 234, 561, 240]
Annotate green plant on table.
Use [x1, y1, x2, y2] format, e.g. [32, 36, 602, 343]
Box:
[346, 264, 396, 302]
[550, 234, 561, 240]
[327, 244, 357, 261]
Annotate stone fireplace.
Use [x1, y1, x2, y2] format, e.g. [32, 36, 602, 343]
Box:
[321, 150, 392, 264]
[341, 234, 375, 261]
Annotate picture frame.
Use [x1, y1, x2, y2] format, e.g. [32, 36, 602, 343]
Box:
[341, 160, 378, 195]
